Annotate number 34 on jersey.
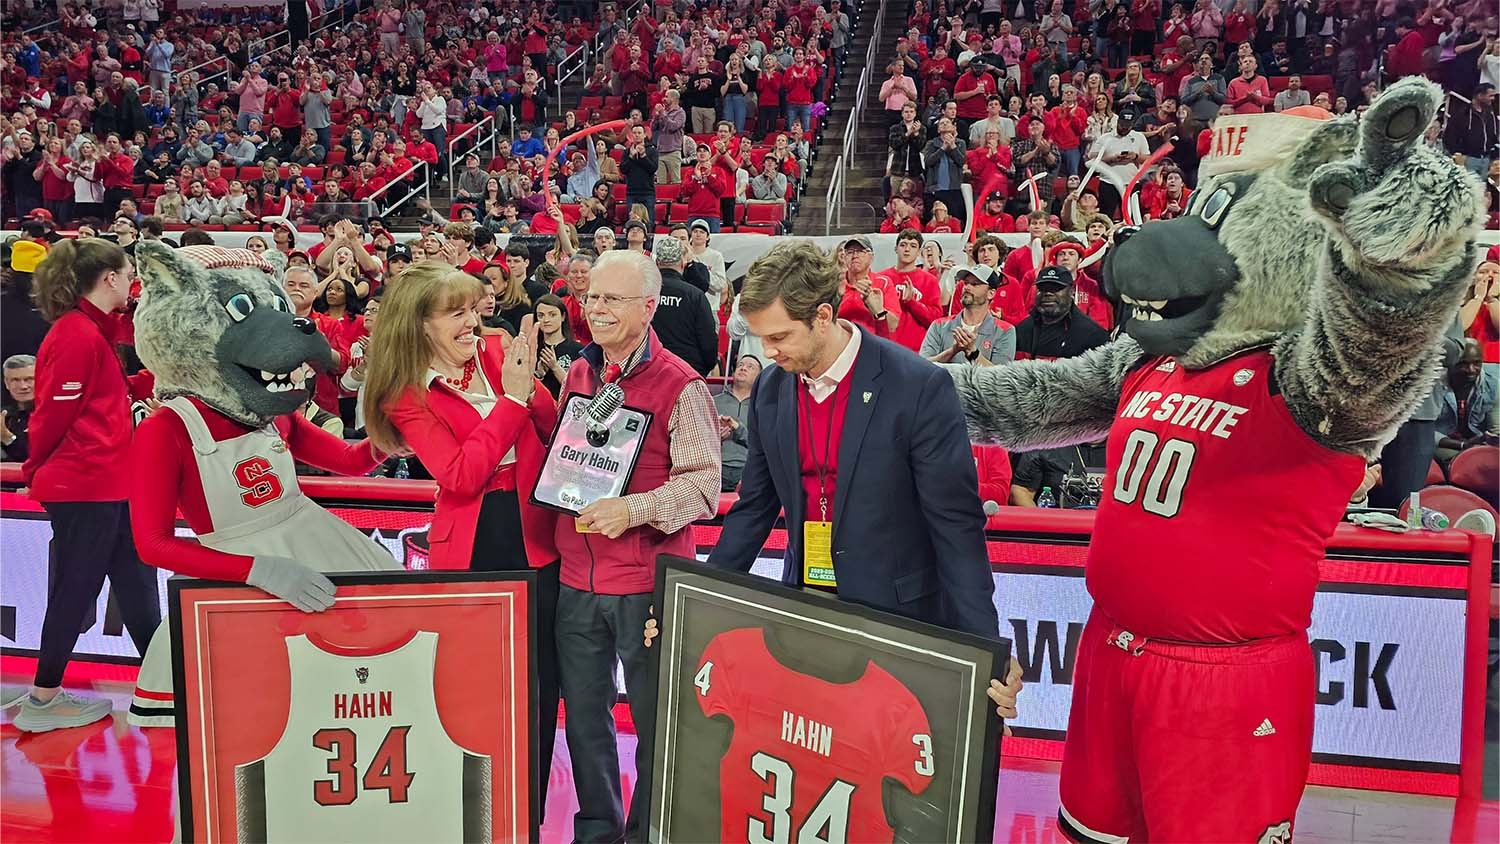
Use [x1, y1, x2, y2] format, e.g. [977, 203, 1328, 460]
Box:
[689, 628, 937, 844]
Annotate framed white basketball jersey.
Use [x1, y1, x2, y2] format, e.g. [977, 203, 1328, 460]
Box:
[233, 632, 492, 842]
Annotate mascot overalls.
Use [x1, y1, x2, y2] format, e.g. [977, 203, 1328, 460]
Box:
[125, 244, 399, 727]
[950, 79, 1485, 841]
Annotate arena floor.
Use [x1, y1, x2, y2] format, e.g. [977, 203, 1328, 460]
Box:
[0, 658, 1494, 843]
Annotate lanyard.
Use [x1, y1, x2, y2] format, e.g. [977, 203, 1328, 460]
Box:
[800, 384, 837, 522]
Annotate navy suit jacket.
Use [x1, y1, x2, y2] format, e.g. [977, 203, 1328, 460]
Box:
[707, 329, 1001, 639]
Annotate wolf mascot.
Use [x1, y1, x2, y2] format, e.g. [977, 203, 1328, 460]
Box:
[950, 79, 1484, 841]
[125, 243, 399, 727]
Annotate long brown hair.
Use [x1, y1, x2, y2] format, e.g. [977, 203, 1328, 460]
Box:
[32, 237, 126, 322]
[362, 261, 485, 454]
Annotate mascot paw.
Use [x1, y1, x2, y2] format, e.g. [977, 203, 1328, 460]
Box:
[247, 555, 337, 612]
[1308, 77, 1484, 272]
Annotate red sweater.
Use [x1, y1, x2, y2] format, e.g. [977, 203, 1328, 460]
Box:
[23, 300, 152, 501]
[1045, 104, 1088, 151]
[972, 443, 1013, 512]
[129, 398, 384, 580]
[875, 267, 943, 352]
[680, 167, 728, 219]
[799, 368, 854, 524]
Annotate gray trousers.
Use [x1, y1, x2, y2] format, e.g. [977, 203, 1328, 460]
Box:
[556, 585, 656, 844]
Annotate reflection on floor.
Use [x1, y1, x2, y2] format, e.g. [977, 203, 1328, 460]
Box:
[0, 668, 1493, 843]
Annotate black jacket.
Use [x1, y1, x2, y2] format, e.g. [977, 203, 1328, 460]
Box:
[1443, 104, 1498, 159]
[620, 142, 659, 196]
[652, 268, 719, 376]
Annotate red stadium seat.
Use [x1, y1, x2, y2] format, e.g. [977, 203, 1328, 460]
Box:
[303, 166, 324, 182]
[1448, 446, 1498, 504]
[1425, 460, 1446, 487]
[657, 183, 680, 203]
[743, 201, 786, 228]
[612, 183, 627, 202]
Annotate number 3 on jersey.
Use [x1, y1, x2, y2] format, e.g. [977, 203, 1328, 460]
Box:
[234, 456, 285, 508]
[1112, 430, 1197, 518]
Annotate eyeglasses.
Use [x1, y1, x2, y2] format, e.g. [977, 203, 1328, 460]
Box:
[580, 293, 646, 308]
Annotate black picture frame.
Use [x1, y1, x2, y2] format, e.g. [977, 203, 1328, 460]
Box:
[649, 557, 1009, 844]
[170, 570, 539, 844]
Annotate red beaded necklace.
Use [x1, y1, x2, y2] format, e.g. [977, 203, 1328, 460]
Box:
[443, 357, 479, 392]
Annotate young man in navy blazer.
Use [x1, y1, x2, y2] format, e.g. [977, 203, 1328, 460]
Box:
[699, 238, 1022, 716]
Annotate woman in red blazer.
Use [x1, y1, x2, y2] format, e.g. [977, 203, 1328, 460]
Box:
[362, 261, 563, 808]
[17, 238, 162, 734]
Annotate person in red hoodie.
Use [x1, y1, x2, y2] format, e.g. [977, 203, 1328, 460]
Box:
[98, 133, 136, 216]
[876, 228, 944, 351]
[972, 442, 1014, 515]
[679, 143, 729, 231]
[1384, 17, 1428, 82]
[1047, 84, 1089, 176]
[971, 190, 1016, 236]
[878, 195, 925, 233]
[363, 261, 562, 805]
[16, 238, 161, 733]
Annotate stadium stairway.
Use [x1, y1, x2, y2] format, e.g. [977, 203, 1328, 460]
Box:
[799, 3, 907, 235]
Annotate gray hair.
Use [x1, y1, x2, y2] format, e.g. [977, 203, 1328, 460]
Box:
[593, 249, 662, 300]
[4, 354, 36, 371]
[283, 265, 318, 285]
[1061, 84, 1077, 93]
[569, 252, 596, 269]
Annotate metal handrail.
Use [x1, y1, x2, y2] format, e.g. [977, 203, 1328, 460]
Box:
[588, 0, 649, 67]
[362, 159, 430, 219]
[557, 43, 588, 92]
[824, 153, 842, 234]
[827, 0, 884, 233]
[446, 115, 499, 200]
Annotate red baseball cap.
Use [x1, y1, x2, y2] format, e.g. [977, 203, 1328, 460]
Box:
[25, 208, 55, 223]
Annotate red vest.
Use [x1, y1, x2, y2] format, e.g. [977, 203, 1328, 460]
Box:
[553, 330, 701, 595]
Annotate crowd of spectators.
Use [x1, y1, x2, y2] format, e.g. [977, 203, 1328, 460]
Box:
[877, 0, 1499, 234]
[0, 0, 851, 237]
[0, 0, 1496, 503]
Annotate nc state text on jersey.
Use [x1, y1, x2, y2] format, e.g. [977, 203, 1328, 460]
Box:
[333, 691, 394, 719]
[781, 710, 833, 757]
[1117, 391, 1249, 439]
[558, 444, 622, 473]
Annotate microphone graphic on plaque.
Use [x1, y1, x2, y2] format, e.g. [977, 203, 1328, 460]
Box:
[532, 379, 653, 516]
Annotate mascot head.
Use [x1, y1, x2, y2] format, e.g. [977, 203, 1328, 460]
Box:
[1101, 78, 1474, 366]
[134, 241, 336, 427]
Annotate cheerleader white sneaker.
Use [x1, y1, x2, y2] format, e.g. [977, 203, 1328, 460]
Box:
[13, 690, 113, 733]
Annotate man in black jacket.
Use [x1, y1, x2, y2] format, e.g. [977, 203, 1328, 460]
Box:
[1, 132, 43, 220]
[1013, 267, 1110, 360]
[620, 123, 658, 227]
[1444, 83, 1497, 181]
[650, 235, 719, 376]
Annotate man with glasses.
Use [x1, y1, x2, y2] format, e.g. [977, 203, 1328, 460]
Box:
[552, 250, 719, 844]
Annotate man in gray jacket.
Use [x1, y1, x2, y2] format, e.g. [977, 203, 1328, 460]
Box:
[921, 265, 1017, 366]
[1179, 53, 1228, 123]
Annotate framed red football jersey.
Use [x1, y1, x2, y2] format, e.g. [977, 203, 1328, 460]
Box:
[651, 558, 1009, 844]
[171, 572, 537, 843]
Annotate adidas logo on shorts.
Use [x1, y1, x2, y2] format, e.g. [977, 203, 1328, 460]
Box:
[1253, 718, 1276, 737]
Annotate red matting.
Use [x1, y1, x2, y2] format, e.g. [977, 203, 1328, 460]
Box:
[173, 578, 533, 843]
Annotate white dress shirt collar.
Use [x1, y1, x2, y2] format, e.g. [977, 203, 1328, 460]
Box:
[801, 320, 861, 404]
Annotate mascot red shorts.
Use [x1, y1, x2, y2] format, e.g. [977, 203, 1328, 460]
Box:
[1057, 608, 1313, 844]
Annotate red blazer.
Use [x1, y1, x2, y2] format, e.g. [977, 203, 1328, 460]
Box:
[385, 338, 559, 571]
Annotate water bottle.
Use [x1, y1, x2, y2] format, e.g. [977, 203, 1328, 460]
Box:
[1419, 507, 1450, 531]
[1405, 492, 1423, 529]
[1037, 486, 1057, 508]
[394, 457, 410, 480]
